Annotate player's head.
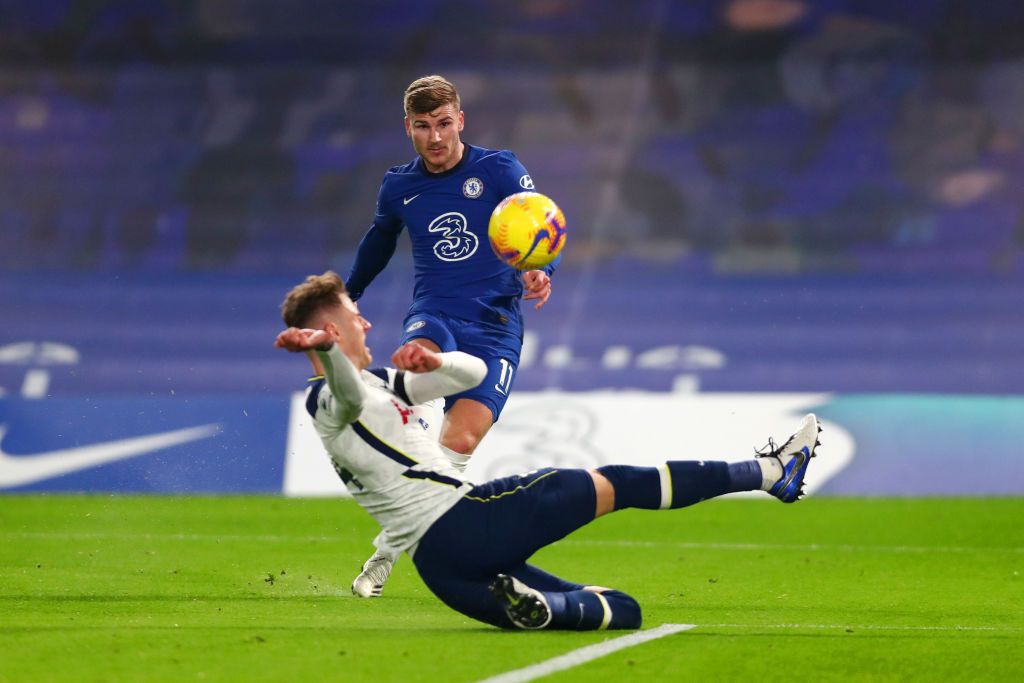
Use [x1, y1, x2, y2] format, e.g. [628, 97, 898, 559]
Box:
[281, 271, 373, 368]
[403, 75, 464, 174]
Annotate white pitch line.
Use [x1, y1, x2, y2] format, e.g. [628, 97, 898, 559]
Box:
[700, 623, 1024, 633]
[475, 623, 694, 683]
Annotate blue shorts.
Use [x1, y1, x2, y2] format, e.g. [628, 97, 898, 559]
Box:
[400, 310, 523, 422]
[412, 468, 597, 628]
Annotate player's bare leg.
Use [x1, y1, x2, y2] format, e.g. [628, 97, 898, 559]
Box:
[589, 470, 616, 518]
[408, 338, 494, 459]
[438, 398, 493, 456]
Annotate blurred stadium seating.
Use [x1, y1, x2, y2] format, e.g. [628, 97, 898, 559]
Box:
[2, 0, 1023, 273]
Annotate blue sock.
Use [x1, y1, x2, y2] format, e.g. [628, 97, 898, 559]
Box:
[545, 589, 642, 630]
[597, 460, 755, 510]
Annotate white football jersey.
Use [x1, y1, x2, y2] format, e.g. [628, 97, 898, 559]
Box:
[306, 349, 481, 556]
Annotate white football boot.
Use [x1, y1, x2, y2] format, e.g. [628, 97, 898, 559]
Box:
[351, 550, 394, 598]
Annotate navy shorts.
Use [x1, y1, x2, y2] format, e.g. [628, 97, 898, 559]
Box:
[412, 468, 597, 628]
[400, 310, 522, 422]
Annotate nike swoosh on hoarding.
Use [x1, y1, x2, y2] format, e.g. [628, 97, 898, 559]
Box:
[0, 423, 221, 488]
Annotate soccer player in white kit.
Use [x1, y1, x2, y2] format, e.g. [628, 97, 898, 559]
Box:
[276, 271, 821, 630]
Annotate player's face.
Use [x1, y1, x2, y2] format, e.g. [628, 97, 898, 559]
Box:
[329, 295, 373, 369]
[405, 103, 465, 173]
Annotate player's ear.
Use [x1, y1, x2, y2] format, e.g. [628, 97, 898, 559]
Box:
[404, 116, 412, 138]
[457, 110, 464, 131]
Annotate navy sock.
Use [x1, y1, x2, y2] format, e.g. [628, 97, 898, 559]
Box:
[597, 461, 743, 510]
[727, 459, 764, 492]
[595, 465, 662, 509]
[664, 461, 731, 507]
[545, 589, 642, 630]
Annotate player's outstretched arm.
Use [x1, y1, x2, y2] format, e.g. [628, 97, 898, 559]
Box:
[275, 327, 333, 352]
[391, 342, 443, 372]
[522, 270, 552, 310]
[391, 343, 486, 404]
[276, 327, 367, 423]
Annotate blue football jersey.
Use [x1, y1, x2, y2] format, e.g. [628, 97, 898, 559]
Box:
[348, 144, 556, 323]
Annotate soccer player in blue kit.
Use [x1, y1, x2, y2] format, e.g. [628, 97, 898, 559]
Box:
[276, 271, 822, 631]
[345, 75, 559, 596]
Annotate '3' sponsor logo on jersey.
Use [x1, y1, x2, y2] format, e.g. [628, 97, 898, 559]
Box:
[427, 212, 479, 262]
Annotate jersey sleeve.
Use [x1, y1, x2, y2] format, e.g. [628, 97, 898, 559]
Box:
[540, 252, 561, 277]
[314, 345, 367, 425]
[345, 175, 404, 301]
[492, 150, 534, 199]
[389, 352, 487, 405]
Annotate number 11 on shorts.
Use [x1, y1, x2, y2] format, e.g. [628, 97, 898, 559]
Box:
[494, 358, 515, 395]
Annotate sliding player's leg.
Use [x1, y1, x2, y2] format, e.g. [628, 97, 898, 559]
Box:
[412, 558, 640, 631]
[413, 414, 822, 626]
[594, 413, 821, 510]
[493, 564, 643, 630]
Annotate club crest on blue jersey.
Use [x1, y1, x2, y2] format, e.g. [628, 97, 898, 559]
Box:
[428, 212, 479, 261]
[463, 177, 484, 198]
[519, 174, 534, 190]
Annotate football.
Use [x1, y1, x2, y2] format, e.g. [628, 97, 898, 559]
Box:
[487, 191, 567, 270]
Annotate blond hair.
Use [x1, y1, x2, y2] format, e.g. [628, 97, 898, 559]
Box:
[280, 271, 346, 328]
[403, 75, 460, 116]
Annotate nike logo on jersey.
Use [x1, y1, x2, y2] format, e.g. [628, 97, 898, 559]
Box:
[0, 422, 220, 488]
[403, 194, 421, 205]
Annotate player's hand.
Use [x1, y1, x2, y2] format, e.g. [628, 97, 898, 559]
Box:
[275, 327, 333, 352]
[522, 270, 552, 310]
[392, 342, 443, 373]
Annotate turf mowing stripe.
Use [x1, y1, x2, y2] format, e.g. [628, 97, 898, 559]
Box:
[4, 531, 1021, 555]
[563, 539, 1024, 555]
[474, 623, 694, 683]
[700, 623, 1023, 633]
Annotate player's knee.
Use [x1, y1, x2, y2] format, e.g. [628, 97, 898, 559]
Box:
[589, 470, 616, 517]
[441, 431, 481, 455]
[602, 590, 643, 630]
[442, 400, 494, 454]
[594, 465, 633, 510]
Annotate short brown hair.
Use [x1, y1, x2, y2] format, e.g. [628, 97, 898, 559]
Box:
[403, 75, 460, 116]
[280, 271, 347, 328]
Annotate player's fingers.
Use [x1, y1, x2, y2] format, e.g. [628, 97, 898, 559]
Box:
[528, 284, 551, 309]
[392, 343, 420, 369]
[276, 328, 301, 348]
[524, 282, 550, 298]
[525, 271, 548, 289]
[411, 345, 434, 371]
[402, 343, 424, 364]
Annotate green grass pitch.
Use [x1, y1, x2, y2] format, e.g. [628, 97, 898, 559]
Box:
[1, 495, 1022, 682]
